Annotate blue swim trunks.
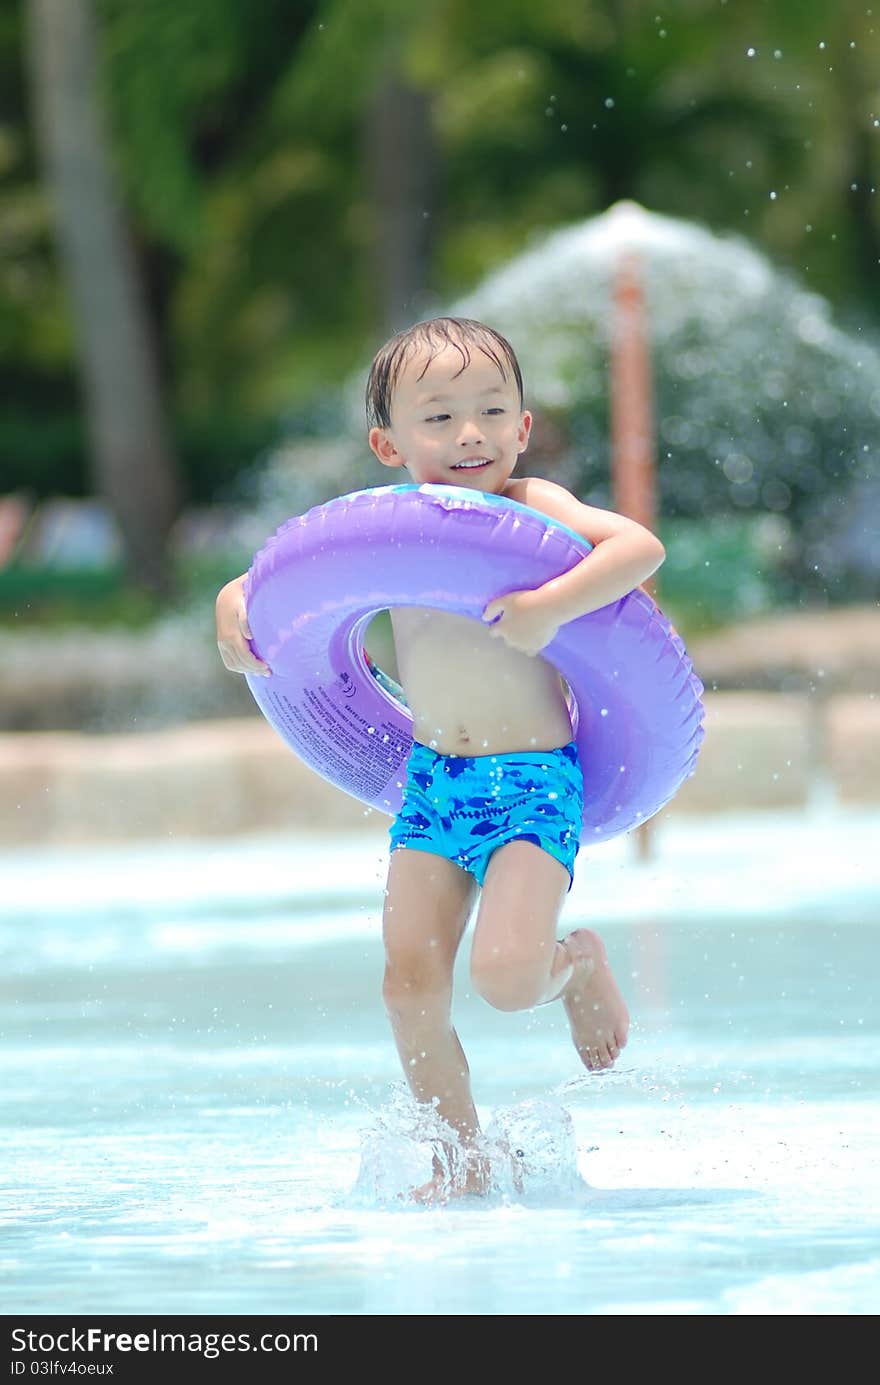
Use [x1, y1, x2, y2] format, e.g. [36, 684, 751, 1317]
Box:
[389, 741, 584, 889]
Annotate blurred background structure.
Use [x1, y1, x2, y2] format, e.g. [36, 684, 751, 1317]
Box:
[1, 0, 879, 839]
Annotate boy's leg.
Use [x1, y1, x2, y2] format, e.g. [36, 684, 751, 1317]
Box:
[471, 840, 629, 1070]
[382, 847, 482, 1183]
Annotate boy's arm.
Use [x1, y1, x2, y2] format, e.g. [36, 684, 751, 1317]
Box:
[484, 476, 665, 655]
[216, 572, 271, 676]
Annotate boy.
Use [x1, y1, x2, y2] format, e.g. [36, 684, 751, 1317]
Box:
[216, 317, 665, 1202]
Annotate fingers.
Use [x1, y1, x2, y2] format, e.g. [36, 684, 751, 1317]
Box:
[238, 614, 269, 674]
[489, 627, 539, 657]
[216, 635, 271, 676]
[215, 584, 270, 675]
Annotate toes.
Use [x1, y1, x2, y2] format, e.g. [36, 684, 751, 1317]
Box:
[579, 1045, 611, 1071]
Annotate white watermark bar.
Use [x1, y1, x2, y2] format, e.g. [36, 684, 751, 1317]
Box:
[6, 1319, 330, 1381]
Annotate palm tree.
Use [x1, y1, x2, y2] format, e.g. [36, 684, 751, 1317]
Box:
[24, 0, 180, 593]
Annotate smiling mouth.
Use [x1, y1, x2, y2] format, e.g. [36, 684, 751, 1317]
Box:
[452, 457, 493, 470]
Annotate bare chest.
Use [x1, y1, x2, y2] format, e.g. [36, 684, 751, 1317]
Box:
[389, 607, 572, 754]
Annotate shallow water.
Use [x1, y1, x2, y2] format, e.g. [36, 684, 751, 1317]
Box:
[2, 808, 879, 1315]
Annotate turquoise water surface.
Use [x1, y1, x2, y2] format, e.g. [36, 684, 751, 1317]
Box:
[2, 808, 878, 1315]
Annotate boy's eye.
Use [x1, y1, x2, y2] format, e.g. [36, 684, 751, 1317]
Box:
[423, 407, 505, 423]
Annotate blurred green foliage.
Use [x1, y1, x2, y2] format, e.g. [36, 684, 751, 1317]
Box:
[0, 515, 780, 642]
[2, 0, 879, 615]
[0, 562, 156, 626]
[0, 406, 281, 500]
[658, 515, 785, 634]
[0, 546, 256, 627]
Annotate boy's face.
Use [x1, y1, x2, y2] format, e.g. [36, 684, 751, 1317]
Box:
[368, 343, 531, 493]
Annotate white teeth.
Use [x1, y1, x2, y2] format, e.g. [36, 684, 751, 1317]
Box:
[453, 459, 490, 469]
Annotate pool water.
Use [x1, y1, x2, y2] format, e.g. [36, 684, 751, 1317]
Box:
[2, 808, 878, 1315]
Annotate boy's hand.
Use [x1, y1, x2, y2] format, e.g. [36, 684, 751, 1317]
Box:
[482, 589, 560, 657]
[216, 575, 271, 676]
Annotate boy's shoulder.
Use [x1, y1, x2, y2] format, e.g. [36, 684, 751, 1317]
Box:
[502, 474, 585, 524]
[503, 476, 634, 546]
[502, 474, 573, 509]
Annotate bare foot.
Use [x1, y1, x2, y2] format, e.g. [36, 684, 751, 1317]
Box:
[560, 928, 629, 1071]
[409, 1151, 492, 1205]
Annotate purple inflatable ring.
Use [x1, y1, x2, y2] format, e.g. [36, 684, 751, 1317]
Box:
[244, 483, 704, 843]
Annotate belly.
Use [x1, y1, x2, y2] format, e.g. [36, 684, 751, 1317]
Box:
[391, 607, 573, 755]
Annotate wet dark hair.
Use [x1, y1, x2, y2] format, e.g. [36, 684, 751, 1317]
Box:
[365, 316, 524, 429]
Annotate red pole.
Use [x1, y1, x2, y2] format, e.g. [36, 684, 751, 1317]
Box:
[611, 248, 656, 583]
[610, 245, 658, 857]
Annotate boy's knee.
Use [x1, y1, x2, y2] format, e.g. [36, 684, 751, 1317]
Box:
[470, 953, 543, 1012]
[382, 957, 453, 1020]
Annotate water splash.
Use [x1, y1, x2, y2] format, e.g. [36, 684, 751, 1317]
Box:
[484, 1097, 586, 1201]
[449, 200, 880, 598]
[350, 1085, 448, 1203]
[349, 1085, 590, 1208]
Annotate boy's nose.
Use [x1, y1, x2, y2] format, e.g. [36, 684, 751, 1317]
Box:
[457, 420, 484, 445]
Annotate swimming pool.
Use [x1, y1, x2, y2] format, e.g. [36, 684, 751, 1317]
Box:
[2, 807, 878, 1315]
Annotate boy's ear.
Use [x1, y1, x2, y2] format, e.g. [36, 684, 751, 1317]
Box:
[517, 410, 533, 455]
[369, 427, 405, 468]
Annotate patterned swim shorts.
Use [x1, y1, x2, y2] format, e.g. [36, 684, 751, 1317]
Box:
[388, 740, 584, 889]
